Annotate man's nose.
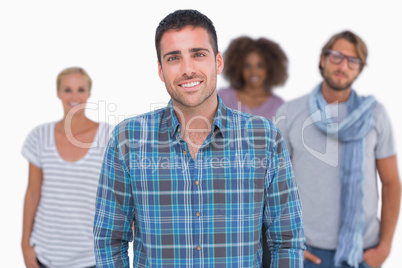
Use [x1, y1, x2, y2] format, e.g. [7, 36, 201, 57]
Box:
[181, 58, 196, 76]
[339, 57, 349, 70]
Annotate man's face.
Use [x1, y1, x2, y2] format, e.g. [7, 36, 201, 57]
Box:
[320, 38, 361, 91]
[158, 26, 224, 109]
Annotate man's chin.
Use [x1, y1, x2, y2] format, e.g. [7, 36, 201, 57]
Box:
[325, 78, 353, 92]
[330, 85, 350, 91]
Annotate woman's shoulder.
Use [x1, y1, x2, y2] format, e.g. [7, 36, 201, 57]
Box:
[270, 94, 285, 105]
[217, 87, 237, 107]
[217, 87, 236, 97]
[26, 121, 56, 138]
[22, 121, 56, 165]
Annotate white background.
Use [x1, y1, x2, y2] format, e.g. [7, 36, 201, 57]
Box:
[1, 1, 401, 267]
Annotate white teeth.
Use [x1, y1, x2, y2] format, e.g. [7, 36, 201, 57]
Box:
[181, 81, 200, 88]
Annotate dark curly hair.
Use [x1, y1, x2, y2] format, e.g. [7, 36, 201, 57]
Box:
[223, 36, 288, 93]
[155, 9, 218, 64]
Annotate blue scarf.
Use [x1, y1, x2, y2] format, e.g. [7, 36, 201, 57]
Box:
[309, 83, 376, 267]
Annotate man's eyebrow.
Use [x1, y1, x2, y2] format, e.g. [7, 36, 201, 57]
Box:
[163, 50, 181, 59]
[190, 48, 210, 53]
[162, 48, 211, 60]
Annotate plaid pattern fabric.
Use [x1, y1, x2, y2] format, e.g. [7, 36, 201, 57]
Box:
[94, 97, 305, 267]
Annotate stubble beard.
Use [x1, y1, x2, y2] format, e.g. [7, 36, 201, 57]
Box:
[323, 70, 355, 92]
[172, 86, 216, 110]
[169, 74, 217, 109]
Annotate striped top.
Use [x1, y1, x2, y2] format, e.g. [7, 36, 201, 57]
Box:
[22, 121, 112, 268]
[94, 97, 305, 267]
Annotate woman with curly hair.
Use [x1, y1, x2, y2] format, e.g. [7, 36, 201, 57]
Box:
[218, 36, 288, 120]
[218, 37, 289, 267]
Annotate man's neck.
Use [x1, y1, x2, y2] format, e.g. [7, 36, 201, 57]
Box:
[173, 95, 218, 133]
[321, 81, 351, 104]
[173, 95, 218, 160]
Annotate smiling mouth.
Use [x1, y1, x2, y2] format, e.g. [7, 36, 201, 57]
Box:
[69, 102, 80, 107]
[180, 81, 201, 88]
[250, 77, 260, 82]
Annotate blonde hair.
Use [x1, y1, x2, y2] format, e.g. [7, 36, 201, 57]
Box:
[56, 67, 92, 92]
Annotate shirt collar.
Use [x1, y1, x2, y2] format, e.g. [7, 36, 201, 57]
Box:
[164, 95, 230, 139]
[212, 95, 228, 138]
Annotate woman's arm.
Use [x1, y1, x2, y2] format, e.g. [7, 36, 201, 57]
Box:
[21, 163, 43, 268]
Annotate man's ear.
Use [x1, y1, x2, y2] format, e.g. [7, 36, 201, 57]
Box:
[216, 52, 224, 75]
[320, 55, 326, 70]
[158, 60, 165, 82]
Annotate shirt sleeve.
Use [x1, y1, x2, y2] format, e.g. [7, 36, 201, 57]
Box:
[21, 125, 42, 168]
[264, 125, 305, 267]
[374, 103, 396, 159]
[93, 125, 135, 268]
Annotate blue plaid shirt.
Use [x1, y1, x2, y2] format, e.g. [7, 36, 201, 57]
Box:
[94, 97, 305, 267]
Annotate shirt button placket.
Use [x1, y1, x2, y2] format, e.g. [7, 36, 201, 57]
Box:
[192, 154, 202, 258]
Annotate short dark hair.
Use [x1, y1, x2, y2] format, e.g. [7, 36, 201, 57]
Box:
[319, 30, 368, 75]
[223, 36, 288, 93]
[155, 9, 218, 63]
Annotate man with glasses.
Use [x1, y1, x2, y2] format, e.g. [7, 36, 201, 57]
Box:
[275, 31, 401, 267]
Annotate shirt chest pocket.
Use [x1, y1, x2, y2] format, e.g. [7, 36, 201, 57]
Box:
[213, 170, 265, 219]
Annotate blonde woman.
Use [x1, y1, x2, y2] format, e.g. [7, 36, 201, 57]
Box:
[21, 67, 112, 268]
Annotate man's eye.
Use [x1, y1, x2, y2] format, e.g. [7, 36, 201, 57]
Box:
[167, 56, 178, 62]
[64, 88, 71, 93]
[349, 58, 360, 64]
[333, 54, 343, 60]
[195, 53, 205, 57]
[78, 88, 86, 92]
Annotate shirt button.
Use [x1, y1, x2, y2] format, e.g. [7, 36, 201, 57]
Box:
[194, 180, 199, 186]
[196, 245, 201, 251]
[177, 127, 181, 133]
[196, 212, 201, 217]
[183, 151, 188, 155]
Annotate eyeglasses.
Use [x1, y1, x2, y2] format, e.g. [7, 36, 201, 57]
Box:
[324, 49, 362, 69]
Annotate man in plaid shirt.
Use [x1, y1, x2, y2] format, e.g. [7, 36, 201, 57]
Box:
[93, 9, 305, 268]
